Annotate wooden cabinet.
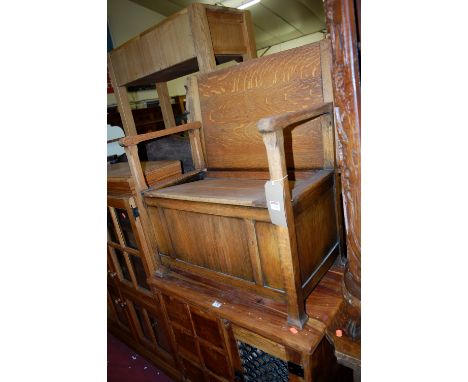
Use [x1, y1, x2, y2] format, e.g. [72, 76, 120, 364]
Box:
[148, 265, 349, 382]
[107, 195, 152, 293]
[120, 288, 176, 365]
[107, 160, 184, 381]
[158, 292, 235, 381]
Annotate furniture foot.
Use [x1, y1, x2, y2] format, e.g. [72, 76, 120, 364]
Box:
[287, 312, 308, 330]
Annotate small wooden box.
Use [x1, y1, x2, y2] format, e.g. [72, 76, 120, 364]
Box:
[107, 160, 181, 196]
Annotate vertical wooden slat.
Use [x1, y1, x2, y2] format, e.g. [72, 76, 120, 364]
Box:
[241, 10, 257, 60]
[124, 145, 168, 276]
[156, 82, 176, 129]
[186, 75, 207, 169]
[219, 320, 243, 379]
[320, 40, 336, 170]
[244, 219, 264, 287]
[125, 145, 148, 192]
[262, 130, 307, 329]
[320, 39, 334, 104]
[321, 113, 335, 169]
[108, 53, 138, 136]
[188, 3, 217, 73]
[285, 347, 305, 382]
[128, 196, 155, 276]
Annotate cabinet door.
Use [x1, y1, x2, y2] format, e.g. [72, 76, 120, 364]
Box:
[122, 291, 175, 365]
[107, 196, 152, 294]
[107, 286, 131, 333]
[160, 293, 234, 381]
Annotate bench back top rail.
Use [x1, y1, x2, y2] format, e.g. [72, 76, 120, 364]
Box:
[195, 40, 333, 172]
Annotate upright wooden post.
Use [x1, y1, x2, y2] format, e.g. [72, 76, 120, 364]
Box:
[188, 3, 217, 73]
[107, 54, 138, 136]
[325, 0, 361, 377]
[241, 10, 257, 60]
[185, 76, 206, 170]
[262, 130, 308, 329]
[124, 144, 168, 277]
[155, 82, 176, 129]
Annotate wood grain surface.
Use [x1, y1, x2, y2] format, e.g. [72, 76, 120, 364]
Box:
[197, 43, 326, 171]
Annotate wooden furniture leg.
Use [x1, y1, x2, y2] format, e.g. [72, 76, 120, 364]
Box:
[241, 10, 257, 60]
[155, 82, 176, 129]
[188, 3, 217, 73]
[262, 130, 307, 329]
[108, 53, 137, 136]
[124, 145, 168, 276]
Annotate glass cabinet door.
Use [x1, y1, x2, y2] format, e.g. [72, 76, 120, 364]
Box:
[123, 294, 175, 364]
[107, 196, 152, 294]
[107, 288, 131, 332]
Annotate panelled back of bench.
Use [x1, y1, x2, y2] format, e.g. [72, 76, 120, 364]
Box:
[197, 41, 330, 172]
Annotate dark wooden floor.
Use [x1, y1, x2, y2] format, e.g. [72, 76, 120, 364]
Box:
[107, 332, 174, 382]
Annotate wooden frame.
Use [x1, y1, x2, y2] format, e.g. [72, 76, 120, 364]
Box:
[119, 41, 343, 329]
[148, 264, 349, 382]
[107, 195, 154, 295]
[107, 3, 257, 136]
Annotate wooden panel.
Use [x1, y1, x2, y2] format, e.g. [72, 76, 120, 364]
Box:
[295, 187, 338, 285]
[145, 197, 271, 222]
[159, 208, 254, 281]
[107, 160, 181, 196]
[151, 178, 268, 207]
[147, 309, 173, 354]
[197, 43, 325, 170]
[255, 221, 284, 291]
[191, 309, 224, 349]
[109, 37, 146, 86]
[232, 325, 287, 361]
[160, 255, 285, 302]
[198, 43, 321, 96]
[140, 10, 195, 74]
[163, 294, 192, 331]
[199, 343, 230, 379]
[173, 326, 199, 361]
[206, 9, 246, 54]
[182, 356, 205, 382]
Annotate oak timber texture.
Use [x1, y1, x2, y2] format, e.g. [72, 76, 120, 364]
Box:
[197, 43, 325, 171]
[155, 82, 176, 129]
[147, 265, 351, 382]
[142, 41, 341, 329]
[108, 4, 256, 87]
[107, 160, 181, 196]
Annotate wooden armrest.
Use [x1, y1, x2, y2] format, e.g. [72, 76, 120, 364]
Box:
[257, 102, 333, 133]
[119, 121, 201, 147]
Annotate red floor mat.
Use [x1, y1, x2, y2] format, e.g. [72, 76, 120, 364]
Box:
[107, 332, 175, 382]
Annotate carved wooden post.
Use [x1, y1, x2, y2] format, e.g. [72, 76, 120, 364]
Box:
[324, 0, 361, 377]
